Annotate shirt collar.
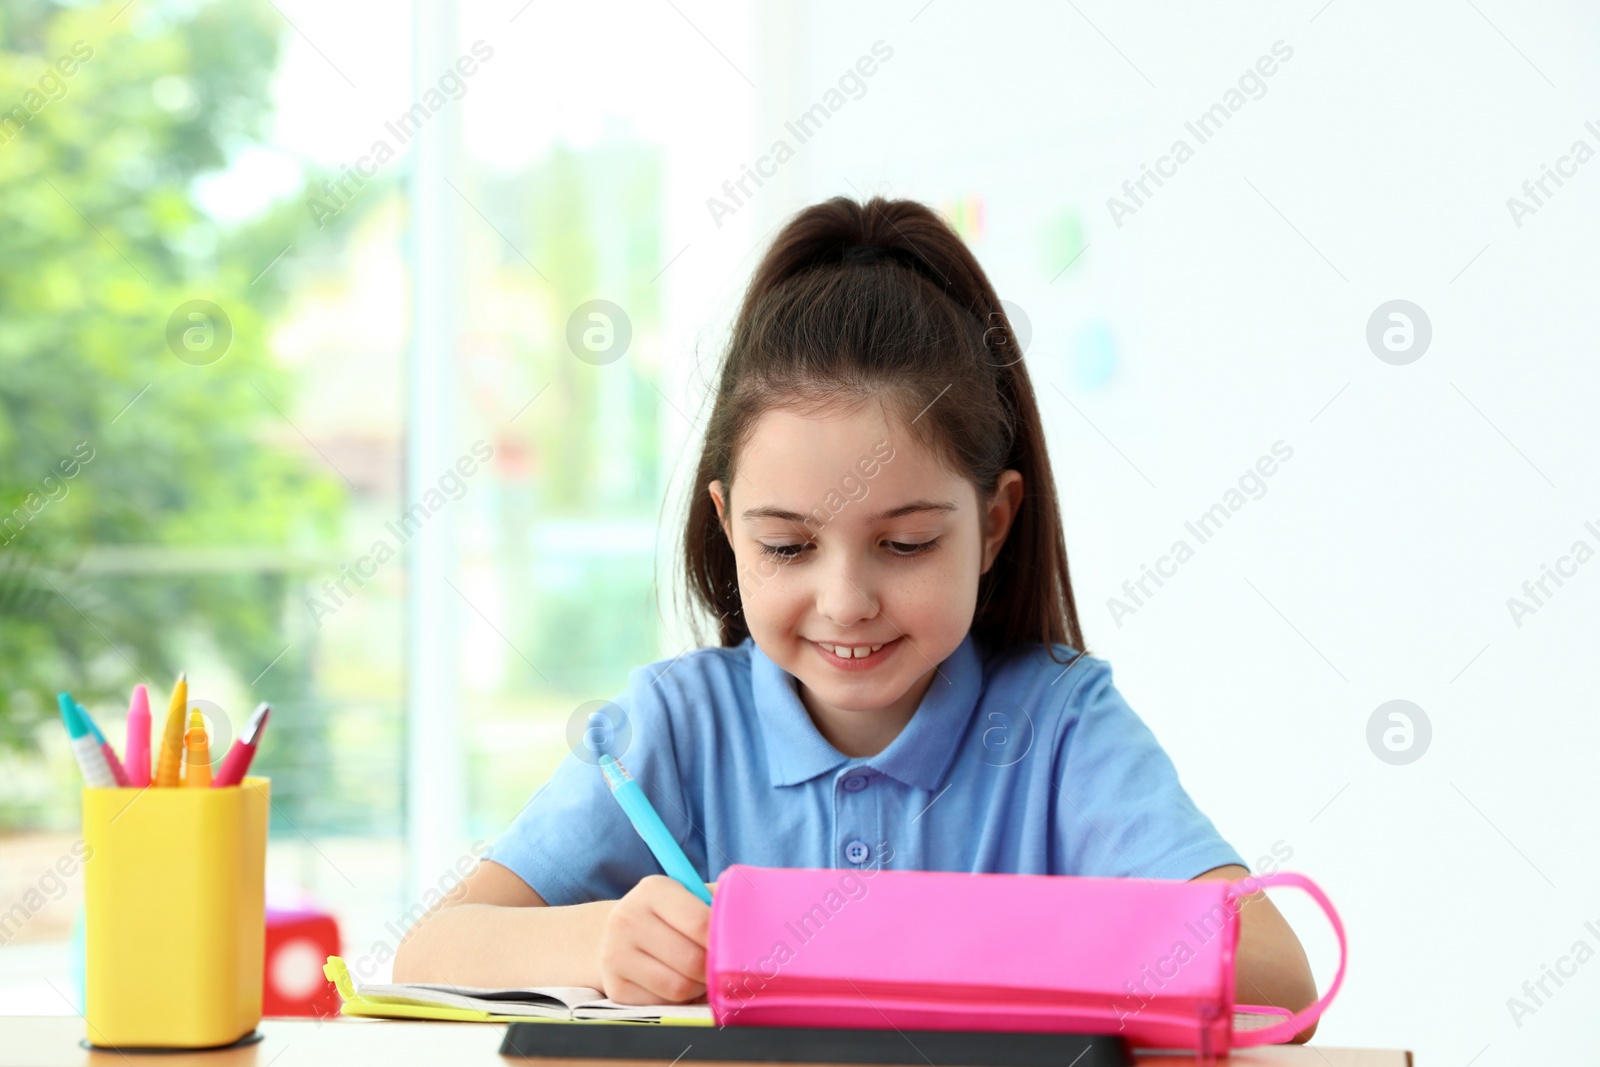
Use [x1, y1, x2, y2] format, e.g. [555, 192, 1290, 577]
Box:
[750, 634, 984, 793]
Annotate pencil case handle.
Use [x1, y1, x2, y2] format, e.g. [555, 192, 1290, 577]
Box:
[1225, 872, 1348, 1047]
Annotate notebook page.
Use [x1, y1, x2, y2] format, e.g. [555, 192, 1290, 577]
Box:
[1233, 1007, 1294, 1030]
[355, 981, 605, 1015]
[573, 1000, 717, 1022]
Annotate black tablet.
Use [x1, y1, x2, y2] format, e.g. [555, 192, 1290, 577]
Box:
[499, 1022, 1132, 1067]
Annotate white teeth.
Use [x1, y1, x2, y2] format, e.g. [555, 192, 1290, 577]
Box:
[818, 642, 885, 658]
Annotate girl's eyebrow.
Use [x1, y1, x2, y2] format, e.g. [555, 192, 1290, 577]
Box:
[740, 500, 958, 523]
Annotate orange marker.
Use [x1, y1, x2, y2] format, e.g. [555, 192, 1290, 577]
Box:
[182, 709, 211, 788]
[154, 673, 187, 787]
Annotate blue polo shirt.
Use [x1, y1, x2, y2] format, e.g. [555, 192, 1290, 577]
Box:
[491, 634, 1244, 905]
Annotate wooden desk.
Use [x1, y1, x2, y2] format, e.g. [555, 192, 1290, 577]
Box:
[0, 1017, 1411, 1067]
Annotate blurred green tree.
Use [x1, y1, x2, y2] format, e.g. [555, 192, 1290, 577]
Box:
[0, 0, 344, 824]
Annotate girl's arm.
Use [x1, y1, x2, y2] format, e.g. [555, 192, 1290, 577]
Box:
[392, 861, 714, 1004]
[392, 859, 616, 989]
[1191, 864, 1319, 1043]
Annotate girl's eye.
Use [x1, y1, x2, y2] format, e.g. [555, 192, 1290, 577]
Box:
[752, 537, 934, 563]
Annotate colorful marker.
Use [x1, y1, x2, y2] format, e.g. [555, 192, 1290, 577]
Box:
[58, 693, 115, 788]
[599, 754, 713, 905]
[76, 701, 131, 787]
[125, 684, 151, 788]
[183, 709, 211, 788]
[154, 673, 187, 787]
[212, 702, 269, 788]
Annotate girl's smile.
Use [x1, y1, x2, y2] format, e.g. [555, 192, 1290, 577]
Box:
[809, 635, 901, 670]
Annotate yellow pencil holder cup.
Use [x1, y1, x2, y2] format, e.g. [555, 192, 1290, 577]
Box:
[82, 777, 269, 1050]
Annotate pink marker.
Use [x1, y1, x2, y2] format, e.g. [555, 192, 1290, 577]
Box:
[125, 685, 151, 788]
[212, 702, 270, 788]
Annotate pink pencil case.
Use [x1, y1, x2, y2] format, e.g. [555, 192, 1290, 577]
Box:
[706, 865, 1346, 1055]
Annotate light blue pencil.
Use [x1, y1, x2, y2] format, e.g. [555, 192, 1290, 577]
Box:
[598, 754, 713, 905]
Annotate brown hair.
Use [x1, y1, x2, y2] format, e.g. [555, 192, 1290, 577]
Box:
[681, 196, 1086, 661]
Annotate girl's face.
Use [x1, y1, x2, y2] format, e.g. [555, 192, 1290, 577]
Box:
[709, 401, 1021, 747]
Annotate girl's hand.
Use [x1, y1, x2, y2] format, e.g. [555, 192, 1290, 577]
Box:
[598, 875, 716, 1004]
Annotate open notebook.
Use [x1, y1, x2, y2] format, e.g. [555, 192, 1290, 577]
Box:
[322, 956, 714, 1025]
[323, 957, 1286, 1034]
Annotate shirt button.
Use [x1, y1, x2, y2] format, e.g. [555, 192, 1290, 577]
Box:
[844, 839, 870, 865]
[843, 774, 869, 792]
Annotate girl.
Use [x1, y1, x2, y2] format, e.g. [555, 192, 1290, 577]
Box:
[395, 196, 1318, 1038]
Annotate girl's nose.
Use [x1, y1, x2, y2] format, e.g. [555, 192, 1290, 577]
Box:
[815, 554, 879, 627]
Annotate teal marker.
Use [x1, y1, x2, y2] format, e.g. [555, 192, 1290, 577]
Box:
[75, 700, 108, 746]
[58, 693, 116, 788]
[598, 754, 713, 905]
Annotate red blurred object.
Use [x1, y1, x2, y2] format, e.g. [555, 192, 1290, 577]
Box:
[263, 883, 341, 1018]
